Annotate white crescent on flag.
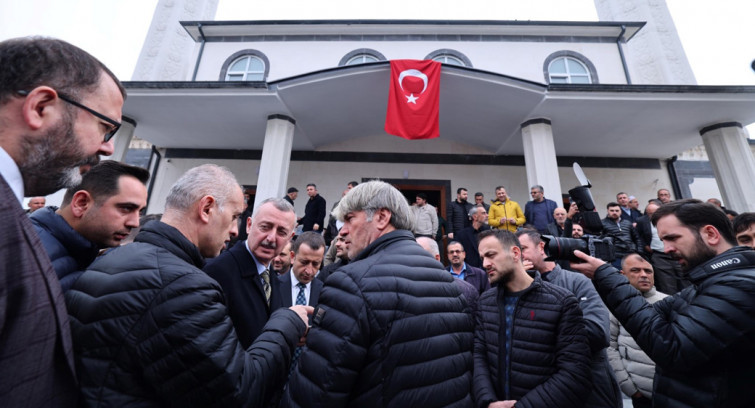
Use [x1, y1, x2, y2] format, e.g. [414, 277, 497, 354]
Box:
[398, 69, 428, 94]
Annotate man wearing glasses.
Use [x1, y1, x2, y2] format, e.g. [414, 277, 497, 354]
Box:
[0, 37, 123, 406]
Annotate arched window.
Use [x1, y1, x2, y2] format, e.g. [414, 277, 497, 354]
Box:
[226, 55, 265, 81]
[425, 49, 472, 67]
[543, 51, 599, 84]
[219, 50, 270, 81]
[339, 49, 386, 66]
[345, 54, 380, 65]
[432, 54, 464, 66]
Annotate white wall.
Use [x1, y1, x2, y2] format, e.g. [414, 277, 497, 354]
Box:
[147, 155, 673, 218]
[197, 40, 627, 84]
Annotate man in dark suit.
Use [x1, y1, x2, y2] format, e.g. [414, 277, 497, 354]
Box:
[0, 37, 123, 406]
[278, 231, 325, 307]
[298, 183, 326, 232]
[446, 240, 490, 294]
[204, 197, 297, 348]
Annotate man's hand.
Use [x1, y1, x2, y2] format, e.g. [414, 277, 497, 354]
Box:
[508, 217, 517, 225]
[522, 259, 534, 271]
[313, 223, 320, 231]
[447, 232, 454, 239]
[569, 250, 607, 280]
[289, 305, 314, 345]
[567, 203, 578, 219]
[489, 401, 517, 408]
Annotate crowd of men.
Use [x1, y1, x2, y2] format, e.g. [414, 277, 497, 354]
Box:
[3, 37, 755, 408]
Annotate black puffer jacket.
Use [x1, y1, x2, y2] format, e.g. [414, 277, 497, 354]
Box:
[281, 230, 474, 408]
[447, 199, 473, 236]
[601, 217, 641, 256]
[593, 247, 755, 408]
[66, 221, 307, 407]
[473, 273, 592, 408]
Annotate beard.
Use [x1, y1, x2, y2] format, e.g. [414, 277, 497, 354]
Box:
[674, 233, 717, 272]
[18, 113, 99, 196]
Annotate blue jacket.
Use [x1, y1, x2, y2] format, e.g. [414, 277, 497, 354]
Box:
[474, 272, 592, 408]
[524, 198, 558, 234]
[30, 206, 99, 292]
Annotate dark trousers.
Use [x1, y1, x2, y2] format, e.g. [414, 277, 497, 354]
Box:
[650, 251, 691, 294]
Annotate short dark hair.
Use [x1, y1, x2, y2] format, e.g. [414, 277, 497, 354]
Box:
[651, 199, 736, 246]
[620, 253, 648, 271]
[616, 192, 627, 198]
[606, 202, 620, 209]
[474, 192, 484, 198]
[416, 192, 428, 200]
[291, 231, 325, 254]
[647, 199, 663, 206]
[456, 187, 467, 195]
[495, 186, 505, 192]
[478, 229, 521, 251]
[0, 37, 124, 105]
[515, 228, 542, 246]
[347, 181, 359, 188]
[447, 240, 464, 251]
[287, 187, 298, 193]
[306, 183, 317, 189]
[733, 212, 755, 234]
[62, 161, 149, 206]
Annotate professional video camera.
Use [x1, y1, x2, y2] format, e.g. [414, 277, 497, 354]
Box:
[541, 163, 615, 263]
[542, 234, 615, 263]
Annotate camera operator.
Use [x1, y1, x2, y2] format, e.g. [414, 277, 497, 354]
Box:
[571, 199, 755, 408]
[516, 229, 622, 408]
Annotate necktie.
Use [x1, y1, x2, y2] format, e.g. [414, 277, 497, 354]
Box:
[261, 269, 271, 306]
[295, 283, 307, 306]
[290, 282, 308, 376]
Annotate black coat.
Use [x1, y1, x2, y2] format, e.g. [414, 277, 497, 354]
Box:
[277, 271, 323, 307]
[593, 247, 755, 408]
[281, 230, 474, 408]
[474, 273, 592, 408]
[301, 194, 326, 232]
[456, 224, 490, 268]
[601, 217, 641, 256]
[204, 240, 285, 348]
[66, 221, 306, 407]
[447, 199, 473, 236]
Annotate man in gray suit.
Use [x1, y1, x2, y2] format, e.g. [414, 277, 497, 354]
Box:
[0, 37, 123, 406]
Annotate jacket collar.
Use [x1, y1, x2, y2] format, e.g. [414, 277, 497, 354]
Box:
[30, 206, 99, 263]
[352, 229, 415, 263]
[687, 246, 755, 283]
[135, 221, 206, 269]
[497, 270, 543, 298]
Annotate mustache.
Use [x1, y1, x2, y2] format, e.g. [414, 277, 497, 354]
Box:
[260, 240, 277, 250]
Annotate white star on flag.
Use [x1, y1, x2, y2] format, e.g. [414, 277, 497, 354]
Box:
[405, 93, 419, 104]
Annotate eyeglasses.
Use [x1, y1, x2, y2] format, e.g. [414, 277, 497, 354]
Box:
[17, 90, 121, 142]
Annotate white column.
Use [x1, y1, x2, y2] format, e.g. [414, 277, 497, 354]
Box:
[700, 122, 755, 212]
[521, 119, 563, 203]
[253, 115, 296, 211]
[109, 118, 136, 162]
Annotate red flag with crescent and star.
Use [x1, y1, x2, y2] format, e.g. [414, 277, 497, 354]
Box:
[384, 59, 441, 140]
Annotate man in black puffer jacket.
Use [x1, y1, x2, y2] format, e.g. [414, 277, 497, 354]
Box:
[66, 165, 310, 407]
[281, 180, 474, 408]
[573, 199, 755, 408]
[474, 229, 592, 408]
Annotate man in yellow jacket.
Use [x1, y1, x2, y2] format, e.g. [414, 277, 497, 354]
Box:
[488, 186, 525, 232]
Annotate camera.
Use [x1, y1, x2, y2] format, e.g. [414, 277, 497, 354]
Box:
[541, 234, 616, 263]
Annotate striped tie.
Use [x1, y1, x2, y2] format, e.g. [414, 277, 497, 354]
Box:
[290, 282, 308, 376]
[261, 269, 271, 306]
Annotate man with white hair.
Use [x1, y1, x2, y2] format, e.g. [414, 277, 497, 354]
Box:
[282, 180, 474, 408]
[66, 164, 311, 407]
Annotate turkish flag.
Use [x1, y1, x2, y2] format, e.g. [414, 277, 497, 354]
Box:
[384, 59, 441, 140]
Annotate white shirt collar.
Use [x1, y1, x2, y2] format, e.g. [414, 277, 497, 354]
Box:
[244, 240, 269, 275]
[0, 146, 24, 203]
[289, 269, 310, 290]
